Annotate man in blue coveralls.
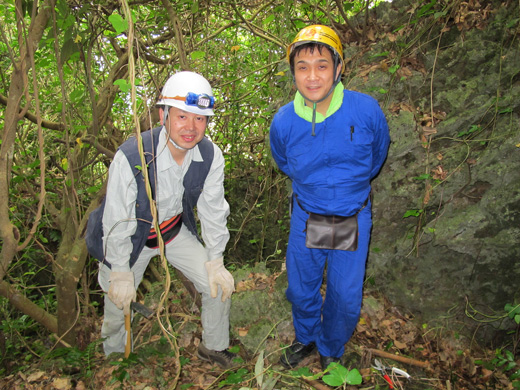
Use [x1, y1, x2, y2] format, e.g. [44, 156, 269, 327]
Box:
[269, 25, 390, 370]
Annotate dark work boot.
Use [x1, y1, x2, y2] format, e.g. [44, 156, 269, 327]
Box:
[320, 354, 341, 370]
[197, 343, 238, 369]
[280, 341, 316, 368]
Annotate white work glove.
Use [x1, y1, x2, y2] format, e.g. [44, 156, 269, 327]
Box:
[205, 257, 235, 302]
[107, 271, 136, 315]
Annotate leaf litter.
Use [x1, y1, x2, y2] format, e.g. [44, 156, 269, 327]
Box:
[0, 270, 516, 389]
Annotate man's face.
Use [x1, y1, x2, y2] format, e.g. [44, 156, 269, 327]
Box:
[293, 47, 340, 107]
[162, 106, 207, 150]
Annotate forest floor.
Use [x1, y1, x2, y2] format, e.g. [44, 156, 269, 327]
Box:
[0, 269, 517, 390]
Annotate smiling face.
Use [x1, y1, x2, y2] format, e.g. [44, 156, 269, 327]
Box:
[293, 46, 341, 114]
[160, 106, 208, 151]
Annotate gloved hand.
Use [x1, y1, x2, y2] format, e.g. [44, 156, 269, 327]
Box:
[107, 271, 136, 315]
[205, 257, 235, 302]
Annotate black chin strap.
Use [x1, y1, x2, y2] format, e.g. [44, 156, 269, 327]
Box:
[162, 107, 188, 151]
[295, 56, 342, 136]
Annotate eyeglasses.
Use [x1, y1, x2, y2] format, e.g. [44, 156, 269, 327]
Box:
[162, 92, 215, 109]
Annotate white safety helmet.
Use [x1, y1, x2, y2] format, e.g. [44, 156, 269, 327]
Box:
[156, 71, 215, 116]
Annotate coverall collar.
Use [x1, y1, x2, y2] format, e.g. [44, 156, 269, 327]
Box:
[294, 82, 344, 124]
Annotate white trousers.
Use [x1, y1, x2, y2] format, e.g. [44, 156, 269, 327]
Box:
[98, 224, 231, 355]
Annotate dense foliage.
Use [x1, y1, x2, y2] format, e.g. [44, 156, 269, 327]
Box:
[0, 0, 391, 367]
[2, 1, 518, 388]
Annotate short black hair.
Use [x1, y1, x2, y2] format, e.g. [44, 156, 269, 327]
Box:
[289, 42, 336, 74]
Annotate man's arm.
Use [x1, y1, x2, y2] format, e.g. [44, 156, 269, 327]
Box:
[370, 106, 391, 179]
[102, 151, 139, 272]
[269, 119, 290, 176]
[196, 144, 230, 262]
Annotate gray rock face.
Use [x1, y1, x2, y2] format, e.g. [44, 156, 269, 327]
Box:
[362, 1, 520, 343]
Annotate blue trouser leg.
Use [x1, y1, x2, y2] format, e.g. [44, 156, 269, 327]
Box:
[286, 199, 372, 358]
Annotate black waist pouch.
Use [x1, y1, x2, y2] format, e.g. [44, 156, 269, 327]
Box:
[146, 214, 182, 248]
[299, 195, 369, 251]
[305, 213, 358, 251]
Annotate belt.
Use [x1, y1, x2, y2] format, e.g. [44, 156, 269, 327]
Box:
[145, 214, 182, 248]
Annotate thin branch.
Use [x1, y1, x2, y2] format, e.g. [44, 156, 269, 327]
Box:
[230, 1, 285, 49]
[159, 0, 189, 70]
[334, 0, 361, 41]
[16, 16, 47, 252]
[0, 93, 65, 130]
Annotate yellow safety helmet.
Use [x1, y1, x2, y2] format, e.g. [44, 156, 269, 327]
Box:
[286, 25, 344, 66]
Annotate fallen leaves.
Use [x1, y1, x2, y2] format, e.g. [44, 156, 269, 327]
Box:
[454, 0, 495, 31]
[235, 271, 281, 293]
[432, 165, 448, 181]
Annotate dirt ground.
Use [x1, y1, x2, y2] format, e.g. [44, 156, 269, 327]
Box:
[0, 270, 517, 390]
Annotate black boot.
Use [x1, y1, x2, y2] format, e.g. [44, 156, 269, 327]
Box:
[320, 354, 341, 370]
[280, 341, 316, 368]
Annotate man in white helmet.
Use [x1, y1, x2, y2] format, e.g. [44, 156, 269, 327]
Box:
[92, 71, 236, 368]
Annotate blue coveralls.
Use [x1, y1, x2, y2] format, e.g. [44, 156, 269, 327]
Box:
[270, 89, 390, 358]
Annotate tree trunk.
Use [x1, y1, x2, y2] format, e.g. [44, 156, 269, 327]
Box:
[0, 280, 58, 334]
[0, 0, 55, 325]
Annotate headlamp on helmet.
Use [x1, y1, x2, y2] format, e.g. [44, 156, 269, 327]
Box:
[159, 92, 215, 110]
[156, 71, 215, 116]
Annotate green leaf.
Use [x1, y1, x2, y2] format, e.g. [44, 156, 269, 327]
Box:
[506, 18, 519, 28]
[254, 350, 264, 388]
[294, 20, 307, 29]
[191, 51, 206, 60]
[114, 79, 131, 93]
[403, 209, 423, 218]
[87, 185, 101, 193]
[369, 51, 390, 59]
[322, 363, 349, 386]
[413, 173, 431, 180]
[108, 14, 128, 35]
[219, 368, 248, 385]
[290, 366, 313, 378]
[322, 364, 363, 386]
[389, 64, 400, 74]
[60, 38, 80, 65]
[263, 15, 275, 25]
[346, 368, 363, 385]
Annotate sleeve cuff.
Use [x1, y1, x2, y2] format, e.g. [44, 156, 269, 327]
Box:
[110, 264, 131, 273]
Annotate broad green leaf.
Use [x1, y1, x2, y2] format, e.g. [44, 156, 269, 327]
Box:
[108, 14, 128, 35]
[263, 15, 275, 25]
[191, 51, 206, 60]
[254, 350, 264, 388]
[403, 209, 423, 218]
[114, 79, 131, 93]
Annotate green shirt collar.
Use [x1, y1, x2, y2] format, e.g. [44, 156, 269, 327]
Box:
[294, 83, 344, 122]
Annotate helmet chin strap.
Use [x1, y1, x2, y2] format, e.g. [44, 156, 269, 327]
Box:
[163, 109, 189, 151]
[168, 136, 188, 151]
[299, 84, 336, 136]
[294, 57, 342, 136]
